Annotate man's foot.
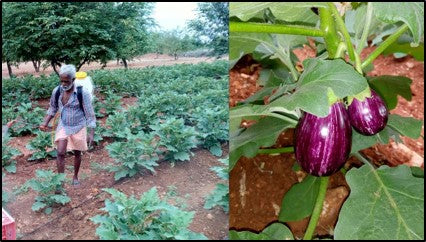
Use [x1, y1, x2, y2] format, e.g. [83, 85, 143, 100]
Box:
[72, 179, 81, 187]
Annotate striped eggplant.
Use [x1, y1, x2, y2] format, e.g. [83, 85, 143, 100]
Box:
[295, 102, 352, 176]
[347, 89, 388, 136]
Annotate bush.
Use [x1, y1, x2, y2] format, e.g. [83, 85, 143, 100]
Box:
[91, 187, 208, 240]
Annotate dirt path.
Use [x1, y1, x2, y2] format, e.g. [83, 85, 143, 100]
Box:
[2, 53, 227, 78]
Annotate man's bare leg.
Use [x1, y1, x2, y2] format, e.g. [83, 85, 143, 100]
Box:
[56, 139, 68, 193]
[73, 150, 81, 186]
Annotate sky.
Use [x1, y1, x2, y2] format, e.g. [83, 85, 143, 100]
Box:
[152, 2, 199, 31]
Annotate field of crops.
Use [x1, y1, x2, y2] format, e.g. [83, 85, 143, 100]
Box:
[2, 60, 229, 240]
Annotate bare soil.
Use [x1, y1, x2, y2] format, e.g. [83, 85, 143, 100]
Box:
[2, 53, 226, 78]
[229, 43, 424, 238]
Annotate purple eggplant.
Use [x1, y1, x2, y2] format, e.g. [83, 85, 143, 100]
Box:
[347, 89, 388, 136]
[295, 102, 352, 176]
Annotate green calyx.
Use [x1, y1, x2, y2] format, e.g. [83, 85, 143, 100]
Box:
[347, 86, 372, 106]
[327, 88, 339, 106]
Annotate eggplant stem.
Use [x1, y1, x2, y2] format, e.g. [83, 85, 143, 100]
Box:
[303, 176, 329, 240]
[257, 147, 294, 155]
[354, 152, 377, 169]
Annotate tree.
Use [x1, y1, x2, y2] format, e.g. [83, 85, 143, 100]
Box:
[1, 2, 156, 74]
[110, 2, 155, 69]
[153, 29, 195, 60]
[188, 2, 229, 56]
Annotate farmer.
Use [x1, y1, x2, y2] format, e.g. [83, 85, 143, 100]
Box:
[39, 64, 96, 187]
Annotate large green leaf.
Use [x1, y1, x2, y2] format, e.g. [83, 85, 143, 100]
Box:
[383, 42, 424, 61]
[345, 4, 381, 51]
[372, 2, 424, 45]
[279, 175, 320, 222]
[229, 32, 307, 74]
[368, 75, 413, 110]
[335, 165, 424, 240]
[229, 222, 294, 240]
[230, 116, 295, 171]
[230, 2, 326, 22]
[350, 128, 382, 154]
[350, 114, 423, 154]
[229, 32, 272, 68]
[387, 114, 423, 139]
[268, 58, 368, 117]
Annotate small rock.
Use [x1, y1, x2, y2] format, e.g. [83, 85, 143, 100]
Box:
[405, 62, 414, 68]
[207, 213, 214, 220]
[71, 207, 85, 220]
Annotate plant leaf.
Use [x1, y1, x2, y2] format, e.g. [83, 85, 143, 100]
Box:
[387, 114, 423, 139]
[350, 114, 422, 154]
[279, 175, 320, 222]
[268, 58, 368, 117]
[229, 222, 294, 240]
[230, 117, 295, 171]
[372, 2, 424, 45]
[334, 164, 424, 240]
[368, 75, 413, 110]
[230, 2, 326, 22]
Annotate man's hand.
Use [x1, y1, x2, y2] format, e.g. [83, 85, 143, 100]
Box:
[87, 128, 95, 150]
[39, 124, 49, 132]
[6, 119, 17, 128]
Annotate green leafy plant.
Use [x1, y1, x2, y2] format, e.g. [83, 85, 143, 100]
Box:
[102, 89, 123, 116]
[192, 106, 228, 157]
[2, 134, 21, 173]
[103, 111, 131, 140]
[26, 169, 70, 214]
[26, 130, 57, 161]
[10, 102, 45, 136]
[106, 132, 160, 181]
[91, 187, 208, 240]
[150, 117, 198, 162]
[229, 2, 424, 240]
[204, 157, 229, 213]
[2, 173, 10, 206]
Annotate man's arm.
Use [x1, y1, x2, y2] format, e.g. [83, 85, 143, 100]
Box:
[40, 87, 59, 132]
[39, 115, 54, 131]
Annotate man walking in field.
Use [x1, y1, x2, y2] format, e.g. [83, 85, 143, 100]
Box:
[39, 64, 96, 188]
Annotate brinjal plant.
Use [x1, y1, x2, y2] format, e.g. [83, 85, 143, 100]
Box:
[2, 133, 21, 173]
[106, 131, 160, 181]
[91, 187, 208, 240]
[204, 157, 229, 213]
[26, 130, 57, 161]
[229, 2, 424, 240]
[27, 169, 70, 214]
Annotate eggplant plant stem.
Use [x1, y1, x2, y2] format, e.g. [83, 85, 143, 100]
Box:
[361, 24, 409, 69]
[257, 147, 294, 155]
[334, 42, 347, 59]
[319, 7, 339, 57]
[327, 3, 356, 63]
[303, 176, 329, 240]
[356, 2, 373, 54]
[229, 22, 324, 37]
[354, 152, 377, 169]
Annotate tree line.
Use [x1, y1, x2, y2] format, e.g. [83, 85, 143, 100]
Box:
[2, 2, 228, 77]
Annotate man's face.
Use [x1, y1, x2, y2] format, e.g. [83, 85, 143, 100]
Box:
[60, 74, 74, 91]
